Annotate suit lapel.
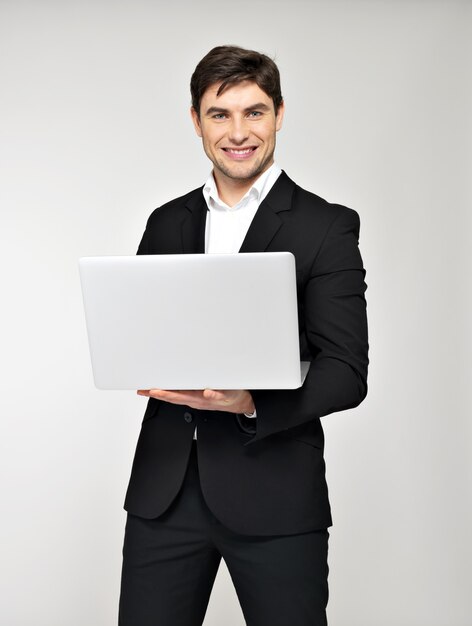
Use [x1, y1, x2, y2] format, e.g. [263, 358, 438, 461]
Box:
[181, 190, 207, 253]
[179, 171, 296, 254]
[239, 171, 295, 253]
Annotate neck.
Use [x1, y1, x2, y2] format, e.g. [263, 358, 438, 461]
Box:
[213, 164, 272, 207]
[214, 177, 253, 207]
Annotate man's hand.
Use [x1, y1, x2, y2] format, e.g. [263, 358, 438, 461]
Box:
[137, 389, 255, 414]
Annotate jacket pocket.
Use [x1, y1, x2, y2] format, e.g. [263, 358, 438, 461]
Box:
[281, 421, 324, 450]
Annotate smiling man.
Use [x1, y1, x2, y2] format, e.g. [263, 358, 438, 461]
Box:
[192, 80, 284, 204]
[118, 46, 369, 626]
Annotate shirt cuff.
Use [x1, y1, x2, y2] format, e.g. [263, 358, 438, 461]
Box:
[243, 409, 257, 418]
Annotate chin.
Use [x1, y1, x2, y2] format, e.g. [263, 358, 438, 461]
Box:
[221, 162, 266, 182]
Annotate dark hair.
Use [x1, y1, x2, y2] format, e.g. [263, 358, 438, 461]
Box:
[190, 45, 283, 116]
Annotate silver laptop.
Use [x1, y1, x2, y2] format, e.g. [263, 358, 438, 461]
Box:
[79, 253, 309, 390]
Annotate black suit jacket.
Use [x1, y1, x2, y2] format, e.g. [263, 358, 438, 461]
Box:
[124, 172, 368, 535]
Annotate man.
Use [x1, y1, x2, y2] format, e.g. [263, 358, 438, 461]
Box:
[119, 45, 368, 626]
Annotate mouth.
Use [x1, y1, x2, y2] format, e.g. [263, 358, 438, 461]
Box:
[222, 146, 258, 160]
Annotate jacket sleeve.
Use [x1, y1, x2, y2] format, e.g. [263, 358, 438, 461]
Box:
[248, 207, 369, 444]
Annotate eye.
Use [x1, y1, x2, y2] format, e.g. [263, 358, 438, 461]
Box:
[248, 111, 263, 118]
[212, 113, 227, 120]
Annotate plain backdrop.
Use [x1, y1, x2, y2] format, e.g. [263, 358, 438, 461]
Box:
[1, 1, 470, 625]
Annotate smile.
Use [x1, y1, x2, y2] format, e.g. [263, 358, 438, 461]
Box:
[222, 147, 258, 160]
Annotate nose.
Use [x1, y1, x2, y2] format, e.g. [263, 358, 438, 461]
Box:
[227, 116, 249, 145]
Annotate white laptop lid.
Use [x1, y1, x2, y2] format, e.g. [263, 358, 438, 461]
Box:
[79, 252, 307, 390]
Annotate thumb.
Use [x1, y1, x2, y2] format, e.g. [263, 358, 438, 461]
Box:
[203, 388, 219, 400]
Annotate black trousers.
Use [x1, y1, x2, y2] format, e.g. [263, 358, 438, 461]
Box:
[119, 443, 329, 626]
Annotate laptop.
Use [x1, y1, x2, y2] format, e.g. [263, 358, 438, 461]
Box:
[78, 252, 309, 390]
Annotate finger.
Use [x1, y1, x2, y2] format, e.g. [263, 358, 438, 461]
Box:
[203, 388, 221, 400]
[147, 389, 205, 405]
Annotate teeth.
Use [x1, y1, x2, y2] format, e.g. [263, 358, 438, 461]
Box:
[226, 148, 253, 154]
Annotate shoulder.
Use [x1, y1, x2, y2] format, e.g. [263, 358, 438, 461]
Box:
[281, 173, 360, 234]
[294, 181, 359, 222]
[283, 179, 364, 275]
[145, 185, 204, 226]
[137, 185, 205, 254]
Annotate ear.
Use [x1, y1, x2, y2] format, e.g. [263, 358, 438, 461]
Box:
[190, 107, 202, 137]
[275, 100, 285, 132]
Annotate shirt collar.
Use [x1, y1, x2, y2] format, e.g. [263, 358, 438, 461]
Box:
[203, 163, 282, 212]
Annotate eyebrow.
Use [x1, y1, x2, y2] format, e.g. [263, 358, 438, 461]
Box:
[204, 102, 272, 116]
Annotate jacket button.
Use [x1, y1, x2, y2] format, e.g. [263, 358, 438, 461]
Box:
[183, 411, 193, 423]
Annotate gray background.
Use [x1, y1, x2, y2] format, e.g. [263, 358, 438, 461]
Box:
[1, 1, 470, 624]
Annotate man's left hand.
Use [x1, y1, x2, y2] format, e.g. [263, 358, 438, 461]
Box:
[137, 388, 255, 414]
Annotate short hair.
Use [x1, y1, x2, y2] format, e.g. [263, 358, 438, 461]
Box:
[190, 45, 283, 116]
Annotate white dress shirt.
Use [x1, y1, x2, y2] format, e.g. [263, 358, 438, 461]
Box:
[192, 163, 282, 438]
[204, 163, 282, 254]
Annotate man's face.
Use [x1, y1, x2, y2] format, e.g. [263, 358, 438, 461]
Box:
[191, 80, 284, 185]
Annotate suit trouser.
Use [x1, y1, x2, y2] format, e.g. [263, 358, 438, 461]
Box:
[119, 442, 329, 626]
